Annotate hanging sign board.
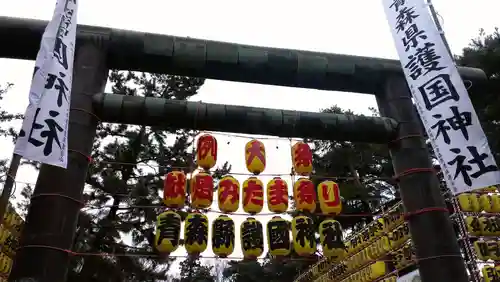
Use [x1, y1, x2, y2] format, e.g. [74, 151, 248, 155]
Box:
[382, 0, 500, 194]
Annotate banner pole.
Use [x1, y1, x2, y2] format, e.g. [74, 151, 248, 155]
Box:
[0, 153, 22, 225]
[427, 0, 453, 57]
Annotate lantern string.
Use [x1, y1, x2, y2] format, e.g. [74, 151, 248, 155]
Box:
[15, 244, 461, 263]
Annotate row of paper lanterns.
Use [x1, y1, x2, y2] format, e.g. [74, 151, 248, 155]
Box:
[164, 173, 342, 215]
[196, 134, 314, 175]
[155, 211, 346, 260]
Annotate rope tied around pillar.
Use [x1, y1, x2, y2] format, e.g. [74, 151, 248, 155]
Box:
[403, 207, 450, 221]
[392, 167, 436, 182]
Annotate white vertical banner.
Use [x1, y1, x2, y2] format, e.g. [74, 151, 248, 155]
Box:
[14, 0, 78, 168]
[397, 269, 421, 281]
[382, 0, 500, 194]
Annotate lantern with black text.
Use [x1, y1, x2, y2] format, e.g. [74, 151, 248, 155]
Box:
[293, 178, 316, 213]
[184, 212, 209, 256]
[320, 219, 346, 260]
[292, 216, 316, 256]
[241, 217, 264, 259]
[196, 134, 217, 170]
[291, 141, 313, 176]
[190, 172, 214, 209]
[243, 177, 264, 214]
[245, 139, 266, 174]
[267, 216, 291, 258]
[267, 177, 289, 213]
[317, 180, 342, 215]
[212, 215, 235, 258]
[218, 175, 240, 213]
[155, 211, 181, 254]
[163, 171, 186, 208]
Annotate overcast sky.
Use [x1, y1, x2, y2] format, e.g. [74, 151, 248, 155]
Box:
[0, 0, 499, 275]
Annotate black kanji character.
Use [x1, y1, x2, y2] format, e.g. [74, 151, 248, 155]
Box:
[448, 146, 499, 186]
[157, 213, 180, 246]
[295, 217, 315, 248]
[405, 42, 446, 80]
[418, 73, 459, 110]
[185, 214, 208, 245]
[212, 219, 234, 249]
[389, 0, 406, 12]
[267, 220, 290, 251]
[53, 37, 68, 70]
[19, 108, 64, 156]
[45, 72, 69, 107]
[321, 221, 344, 249]
[431, 106, 472, 144]
[395, 6, 419, 33]
[242, 221, 263, 251]
[402, 24, 428, 51]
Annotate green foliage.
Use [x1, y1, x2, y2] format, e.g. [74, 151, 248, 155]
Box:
[171, 257, 215, 282]
[0, 83, 23, 174]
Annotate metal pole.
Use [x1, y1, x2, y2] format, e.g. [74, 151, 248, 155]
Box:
[0, 154, 22, 225]
[426, 0, 453, 58]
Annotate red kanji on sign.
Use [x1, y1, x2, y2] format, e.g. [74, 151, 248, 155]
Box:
[219, 178, 239, 204]
[244, 180, 264, 206]
[293, 143, 312, 167]
[246, 141, 265, 167]
[197, 135, 217, 161]
[321, 183, 340, 207]
[164, 172, 186, 198]
[297, 180, 316, 204]
[269, 179, 288, 206]
[192, 174, 213, 201]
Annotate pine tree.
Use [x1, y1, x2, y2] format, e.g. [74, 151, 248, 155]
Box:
[65, 71, 229, 281]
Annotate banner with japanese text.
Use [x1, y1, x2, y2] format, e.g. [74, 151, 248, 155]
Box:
[383, 0, 500, 194]
[14, 0, 78, 168]
[397, 269, 420, 282]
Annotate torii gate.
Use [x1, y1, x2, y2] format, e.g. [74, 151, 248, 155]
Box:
[0, 16, 486, 282]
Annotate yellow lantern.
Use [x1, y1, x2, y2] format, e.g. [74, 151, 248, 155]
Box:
[292, 216, 316, 256]
[196, 134, 217, 170]
[293, 178, 316, 213]
[163, 171, 187, 208]
[267, 177, 288, 213]
[267, 216, 291, 258]
[0, 253, 11, 276]
[320, 219, 345, 261]
[457, 193, 481, 212]
[291, 141, 313, 176]
[212, 215, 235, 258]
[479, 194, 500, 213]
[190, 172, 214, 209]
[245, 139, 266, 174]
[218, 175, 240, 213]
[317, 180, 342, 215]
[241, 217, 264, 259]
[184, 212, 209, 256]
[482, 265, 500, 282]
[242, 177, 264, 214]
[155, 210, 181, 254]
[465, 216, 482, 236]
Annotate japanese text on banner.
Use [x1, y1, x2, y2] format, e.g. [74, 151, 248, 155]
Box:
[382, 0, 500, 193]
[14, 0, 78, 168]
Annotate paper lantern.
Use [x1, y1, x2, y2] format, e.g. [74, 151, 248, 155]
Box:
[196, 134, 217, 170]
[218, 175, 240, 213]
[291, 141, 313, 176]
[267, 177, 289, 213]
[317, 180, 342, 215]
[267, 216, 291, 258]
[0, 253, 11, 276]
[155, 210, 181, 254]
[212, 215, 235, 258]
[245, 139, 266, 175]
[457, 193, 480, 212]
[241, 217, 264, 259]
[479, 194, 500, 213]
[163, 171, 186, 208]
[292, 216, 316, 256]
[184, 212, 209, 256]
[242, 177, 264, 214]
[319, 219, 345, 260]
[482, 265, 500, 282]
[190, 172, 214, 209]
[293, 178, 316, 213]
[465, 216, 482, 236]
